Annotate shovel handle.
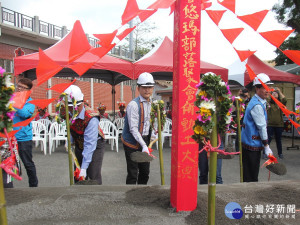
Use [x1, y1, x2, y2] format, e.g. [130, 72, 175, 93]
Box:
[70, 148, 80, 169]
[148, 138, 158, 149]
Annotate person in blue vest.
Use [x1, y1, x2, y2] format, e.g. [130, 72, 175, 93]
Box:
[241, 73, 274, 182]
[65, 85, 105, 184]
[13, 78, 38, 187]
[122, 72, 155, 185]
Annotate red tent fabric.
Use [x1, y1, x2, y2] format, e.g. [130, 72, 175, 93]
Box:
[244, 54, 300, 86]
[133, 36, 228, 81]
[14, 25, 134, 84]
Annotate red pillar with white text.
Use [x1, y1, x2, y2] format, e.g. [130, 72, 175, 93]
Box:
[170, 0, 201, 211]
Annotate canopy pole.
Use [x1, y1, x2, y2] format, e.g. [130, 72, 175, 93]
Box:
[131, 80, 137, 99]
[120, 82, 124, 102]
[47, 79, 52, 114]
[112, 85, 116, 121]
[91, 78, 94, 109]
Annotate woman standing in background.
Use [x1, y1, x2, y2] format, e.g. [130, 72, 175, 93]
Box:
[266, 87, 287, 159]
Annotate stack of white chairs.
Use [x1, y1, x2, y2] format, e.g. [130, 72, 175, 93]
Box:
[155, 118, 172, 149]
[38, 119, 52, 132]
[99, 120, 119, 152]
[48, 122, 67, 154]
[32, 121, 47, 155]
[37, 118, 52, 142]
[113, 118, 125, 136]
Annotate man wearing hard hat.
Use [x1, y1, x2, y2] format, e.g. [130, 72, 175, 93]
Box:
[65, 85, 105, 184]
[122, 72, 155, 185]
[241, 73, 274, 182]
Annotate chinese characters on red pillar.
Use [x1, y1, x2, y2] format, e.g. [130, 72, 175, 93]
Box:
[171, 0, 201, 211]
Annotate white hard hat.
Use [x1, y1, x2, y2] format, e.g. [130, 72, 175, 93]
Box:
[64, 85, 84, 106]
[137, 72, 155, 87]
[253, 73, 274, 86]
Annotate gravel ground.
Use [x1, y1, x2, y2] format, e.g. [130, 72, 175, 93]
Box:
[3, 137, 300, 224]
[11, 137, 300, 187]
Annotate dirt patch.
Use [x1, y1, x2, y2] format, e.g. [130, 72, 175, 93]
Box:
[125, 186, 170, 209]
[252, 185, 300, 205]
[125, 185, 299, 225]
[187, 184, 300, 225]
[4, 189, 38, 206]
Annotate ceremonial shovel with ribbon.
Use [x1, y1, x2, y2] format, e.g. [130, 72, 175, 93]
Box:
[69, 146, 84, 182]
[261, 154, 287, 181]
[70, 146, 98, 185]
[130, 138, 158, 163]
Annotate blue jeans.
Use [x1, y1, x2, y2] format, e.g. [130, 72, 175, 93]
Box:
[18, 141, 38, 187]
[198, 142, 223, 184]
[267, 126, 283, 155]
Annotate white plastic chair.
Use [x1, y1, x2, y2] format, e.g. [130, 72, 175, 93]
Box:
[48, 122, 67, 154]
[163, 118, 172, 145]
[37, 119, 52, 132]
[155, 118, 172, 149]
[37, 118, 52, 142]
[113, 118, 125, 135]
[32, 121, 47, 155]
[99, 120, 119, 152]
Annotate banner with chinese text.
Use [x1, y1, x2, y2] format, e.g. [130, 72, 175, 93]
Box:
[170, 0, 201, 211]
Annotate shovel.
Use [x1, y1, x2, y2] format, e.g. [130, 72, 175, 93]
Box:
[131, 138, 158, 163]
[266, 163, 287, 176]
[70, 148, 99, 185]
[262, 155, 287, 181]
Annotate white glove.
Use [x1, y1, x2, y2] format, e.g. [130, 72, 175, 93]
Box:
[142, 145, 150, 154]
[264, 145, 273, 157]
[79, 168, 87, 178]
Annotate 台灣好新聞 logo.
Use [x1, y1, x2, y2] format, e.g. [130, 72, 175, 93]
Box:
[225, 202, 243, 219]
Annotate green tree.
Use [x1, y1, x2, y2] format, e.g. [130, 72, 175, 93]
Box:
[272, 0, 300, 65]
[133, 20, 161, 58]
[123, 19, 162, 60]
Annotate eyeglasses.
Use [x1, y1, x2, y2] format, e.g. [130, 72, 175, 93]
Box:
[16, 85, 30, 90]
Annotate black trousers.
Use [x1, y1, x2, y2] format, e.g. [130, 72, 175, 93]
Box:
[75, 139, 105, 184]
[124, 136, 151, 185]
[267, 126, 283, 155]
[242, 148, 261, 182]
[18, 140, 38, 187]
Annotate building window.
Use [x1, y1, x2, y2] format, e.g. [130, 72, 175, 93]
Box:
[0, 60, 14, 73]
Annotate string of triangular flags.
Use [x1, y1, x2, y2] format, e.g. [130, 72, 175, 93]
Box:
[204, 0, 300, 134]
[206, 0, 294, 62]
[216, 0, 300, 65]
[13, 0, 300, 135]
[13, 0, 176, 130]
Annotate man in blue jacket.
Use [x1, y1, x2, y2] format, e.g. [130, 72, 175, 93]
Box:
[13, 78, 38, 187]
[241, 73, 274, 182]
